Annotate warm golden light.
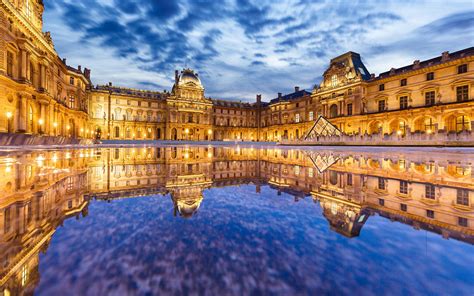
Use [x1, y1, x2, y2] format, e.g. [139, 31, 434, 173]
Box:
[53, 122, 58, 128]
[38, 119, 44, 125]
[397, 130, 402, 136]
[207, 129, 212, 135]
[427, 129, 432, 134]
[185, 128, 189, 134]
[66, 125, 71, 130]
[6, 112, 12, 119]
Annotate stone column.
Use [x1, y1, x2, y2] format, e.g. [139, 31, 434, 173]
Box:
[16, 94, 27, 133]
[40, 64, 46, 90]
[20, 49, 27, 80]
[40, 103, 46, 134]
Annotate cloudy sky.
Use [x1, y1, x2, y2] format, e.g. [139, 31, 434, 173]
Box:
[43, 0, 474, 102]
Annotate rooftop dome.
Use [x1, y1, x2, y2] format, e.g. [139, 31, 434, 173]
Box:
[177, 69, 202, 88]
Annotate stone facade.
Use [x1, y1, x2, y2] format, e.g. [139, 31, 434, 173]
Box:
[0, 1, 473, 145]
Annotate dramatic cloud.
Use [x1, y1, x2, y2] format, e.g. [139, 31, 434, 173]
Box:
[43, 0, 474, 101]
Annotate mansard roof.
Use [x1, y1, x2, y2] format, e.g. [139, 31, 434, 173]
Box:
[212, 99, 255, 108]
[93, 85, 168, 100]
[373, 47, 474, 81]
[269, 89, 311, 104]
[327, 51, 372, 81]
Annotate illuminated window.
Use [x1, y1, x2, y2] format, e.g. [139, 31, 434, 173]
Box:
[425, 91, 435, 106]
[295, 113, 300, 123]
[456, 85, 469, 102]
[308, 168, 314, 178]
[331, 75, 338, 87]
[25, 0, 31, 18]
[456, 189, 469, 206]
[21, 265, 28, 286]
[456, 116, 469, 132]
[70, 77, 74, 85]
[69, 96, 75, 109]
[294, 165, 300, 175]
[309, 111, 314, 121]
[424, 117, 434, 131]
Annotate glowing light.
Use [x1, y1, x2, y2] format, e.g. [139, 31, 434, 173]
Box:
[397, 130, 402, 136]
[207, 129, 212, 135]
[6, 112, 12, 119]
[65, 152, 71, 159]
[38, 119, 44, 125]
[207, 152, 212, 158]
[5, 165, 12, 173]
[53, 122, 58, 128]
[185, 128, 189, 134]
[184, 152, 189, 159]
[80, 128, 84, 133]
[427, 129, 432, 134]
[66, 125, 70, 130]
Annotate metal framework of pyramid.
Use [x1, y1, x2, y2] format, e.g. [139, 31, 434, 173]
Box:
[304, 151, 340, 173]
[304, 115, 342, 140]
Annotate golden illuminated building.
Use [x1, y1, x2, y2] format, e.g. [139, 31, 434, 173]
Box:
[0, 1, 473, 145]
[0, 146, 473, 294]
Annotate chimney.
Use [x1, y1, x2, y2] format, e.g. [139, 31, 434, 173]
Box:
[62, 58, 66, 64]
[389, 68, 396, 75]
[441, 51, 450, 62]
[278, 92, 282, 99]
[256, 94, 261, 103]
[294, 86, 300, 92]
[84, 68, 91, 79]
[413, 60, 420, 70]
[108, 82, 112, 87]
[175, 70, 179, 84]
[78, 65, 82, 72]
[370, 73, 375, 79]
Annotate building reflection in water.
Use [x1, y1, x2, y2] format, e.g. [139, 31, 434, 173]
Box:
[0, 146, 472, 294]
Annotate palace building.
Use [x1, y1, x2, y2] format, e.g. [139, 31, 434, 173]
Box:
[1, 0, 473, 145]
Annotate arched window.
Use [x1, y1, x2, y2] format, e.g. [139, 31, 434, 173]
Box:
[69, 96, 75, 109]
[329, 171, 338, 185]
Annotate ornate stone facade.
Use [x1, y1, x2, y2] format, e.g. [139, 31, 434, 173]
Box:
[0, 1, 473, 144]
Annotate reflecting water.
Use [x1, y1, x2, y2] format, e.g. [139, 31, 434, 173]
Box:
[0, 146, 473, 295]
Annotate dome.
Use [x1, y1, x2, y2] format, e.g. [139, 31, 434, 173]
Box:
[178, 69, 202, 88]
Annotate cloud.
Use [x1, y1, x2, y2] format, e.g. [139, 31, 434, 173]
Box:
[43, 0, 474, 101]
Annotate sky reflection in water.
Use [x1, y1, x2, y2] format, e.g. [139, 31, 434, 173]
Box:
[36, 185, 473, 295]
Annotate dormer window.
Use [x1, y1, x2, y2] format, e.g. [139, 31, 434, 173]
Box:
[400, 79, 407, 86]
[331, 75, 338, 87]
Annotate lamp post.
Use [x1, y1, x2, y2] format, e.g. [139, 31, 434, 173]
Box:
[53, 122, 58, 136]
[185, 128, 189, 141]
[66, 125, 71, 137]
[6, 112, 12, 133]
[207, 129, 212, 141]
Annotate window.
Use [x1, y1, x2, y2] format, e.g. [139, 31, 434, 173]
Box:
[458, 217, 468, 227]
[296, 103, 299, 108]
[347, 174, 353, 186]
[7, 51, 13, 77]
[399, 96, 408, 110]
[379, 84, 384, 91]
[456, 116, 469, 132]
[400, 204, 407, 212]
[379, 199, 385, 206]
[114, 126, 120, 138]
[400, 181, 408, 194]
[400, 78, 407, 86]
[25, 0, 31, 18]
[295, 114, 300, 123]
[456, 189, 469, 206]
[69, 96, 75, 109]
[426, 72, 434, 81]
[347, 103, 353, 115]
[70, 77, 74, 85]
[424, 117, 434, 132]
[425, 91, 435, 106]
[309, 111, 314, 121]
[331, 75, 338, 87]
[425, 184, 435, 199]
[426, 210, 434, 218]
[458, 64, 467, 74]
[138, 101, 141, 107]
[378, 177, 386, 190]
[456, 85, 469, 102]
[378, 100, 386, 112]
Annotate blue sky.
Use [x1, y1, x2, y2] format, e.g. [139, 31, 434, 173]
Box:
[43, 0, 474, 102]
